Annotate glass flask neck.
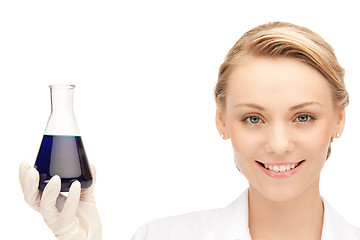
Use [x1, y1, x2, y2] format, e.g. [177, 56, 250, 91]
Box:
[51, 85, 75, 113]
[44, 85, 80, 136]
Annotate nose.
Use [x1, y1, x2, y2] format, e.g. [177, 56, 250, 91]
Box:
[264, 123, 294, 154]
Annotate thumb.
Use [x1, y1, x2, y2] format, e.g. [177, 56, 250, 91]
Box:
[19, 162, 41, 211]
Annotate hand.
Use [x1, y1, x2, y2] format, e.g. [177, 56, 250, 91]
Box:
[19, 162, 102, 240]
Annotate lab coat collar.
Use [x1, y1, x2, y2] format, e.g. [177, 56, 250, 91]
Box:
[320, 197, 360, 239]
[224, 189, 359, 240]
[221, 189, 251, 240]
[321, 198, 338, 240]
[132, 188, 359, 239]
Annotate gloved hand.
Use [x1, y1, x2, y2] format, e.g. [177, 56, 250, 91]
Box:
[19, 162, 102, 240]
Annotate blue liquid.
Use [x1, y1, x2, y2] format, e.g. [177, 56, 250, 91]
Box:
[34, 135, 93, 192]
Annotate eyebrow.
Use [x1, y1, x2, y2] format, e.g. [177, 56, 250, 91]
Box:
[233, 103, 265, 111]
[233, 101, 322, 111]
[289, 101, 323, 111]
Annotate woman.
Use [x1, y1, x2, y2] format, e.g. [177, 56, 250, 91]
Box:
[20, 22, 360, 239]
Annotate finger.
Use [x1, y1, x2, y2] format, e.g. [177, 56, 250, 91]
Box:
[19, 161, 32, 190]
[20, 163, 41, 211]
[40, 175, 61, 221]
[60, 181, 81, 220]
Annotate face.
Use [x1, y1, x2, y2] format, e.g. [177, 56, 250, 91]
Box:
[216, 57, 345, 202]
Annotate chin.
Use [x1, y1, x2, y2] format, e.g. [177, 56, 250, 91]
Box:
[250, 182, 311, 203]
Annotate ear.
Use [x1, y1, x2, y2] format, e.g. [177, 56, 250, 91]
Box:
[333, 109, 345, 138]
[216, 108, 229, 139]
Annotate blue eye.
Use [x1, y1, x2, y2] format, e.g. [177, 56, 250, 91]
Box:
[245, 116, 261, 124]
[297, 115, 311, 122]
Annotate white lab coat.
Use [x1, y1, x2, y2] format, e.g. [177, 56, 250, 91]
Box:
[132, 189, 360, 239]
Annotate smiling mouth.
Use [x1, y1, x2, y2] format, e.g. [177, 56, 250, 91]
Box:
[256, 160, 305, 172]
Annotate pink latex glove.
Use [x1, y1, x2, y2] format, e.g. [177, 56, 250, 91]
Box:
[19, 162, 102, 240]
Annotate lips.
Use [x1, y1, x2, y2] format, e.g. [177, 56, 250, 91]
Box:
[256, 160, 305, 172]
[256, 160, 305, 178]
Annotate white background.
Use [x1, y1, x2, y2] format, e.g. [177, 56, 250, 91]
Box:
[1, 0, 359, 239]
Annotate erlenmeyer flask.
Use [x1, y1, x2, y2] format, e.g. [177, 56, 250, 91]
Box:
[34, 85, 93, 192]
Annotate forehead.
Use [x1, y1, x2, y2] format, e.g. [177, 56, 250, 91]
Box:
[226, 57, 334, 109]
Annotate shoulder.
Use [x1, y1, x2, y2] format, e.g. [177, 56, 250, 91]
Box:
[131, 189, 250, 240]
[322, 198, 360, 239]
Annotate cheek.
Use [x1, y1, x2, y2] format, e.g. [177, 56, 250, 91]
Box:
[298, 122, 333, 160]
[230, 124, 256, 153]
[230, 122, 333, 163]
[229, 127, 263, 170]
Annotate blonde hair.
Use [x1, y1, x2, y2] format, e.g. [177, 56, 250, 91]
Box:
[215, 21, 348, 110]
[214, 21, 349, 159]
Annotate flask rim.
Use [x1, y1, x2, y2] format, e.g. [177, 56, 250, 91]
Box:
[49, 84, 75, 89]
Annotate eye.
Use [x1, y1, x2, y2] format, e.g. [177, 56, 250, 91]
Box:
[296, 114, 312, 123]
[244, 116, 263, 124]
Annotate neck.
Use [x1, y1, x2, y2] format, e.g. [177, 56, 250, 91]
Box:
[248, 179, 324, 240]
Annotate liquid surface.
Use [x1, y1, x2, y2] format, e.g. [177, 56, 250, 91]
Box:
[35, 135, 93, 192]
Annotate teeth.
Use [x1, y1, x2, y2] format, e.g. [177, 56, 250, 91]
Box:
[263, 163, 298, 172]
